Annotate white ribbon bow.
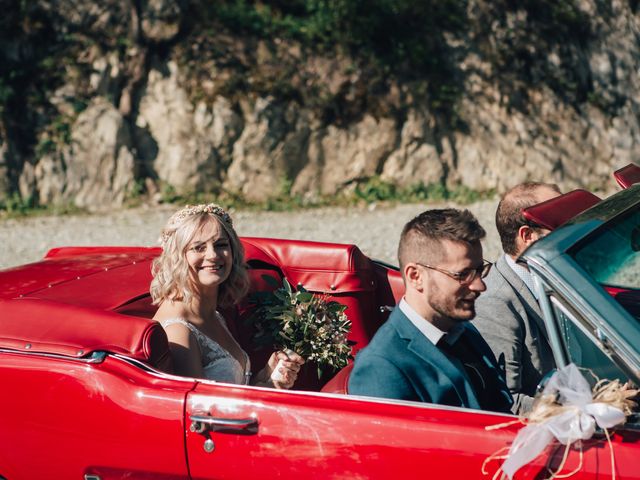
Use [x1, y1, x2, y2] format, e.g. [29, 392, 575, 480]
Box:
[501, 364, 626, 479]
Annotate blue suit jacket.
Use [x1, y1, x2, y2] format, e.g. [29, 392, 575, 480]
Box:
[349, 307, 513, 412]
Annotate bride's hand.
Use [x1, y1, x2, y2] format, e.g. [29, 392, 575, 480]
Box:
[268, 349, 305, 389]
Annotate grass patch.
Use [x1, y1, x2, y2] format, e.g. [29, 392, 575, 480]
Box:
[353, 176, 494, 205]
[2, 176, 494, 219]
[142, 177, 493, 212]
[0, 194, 87, 220]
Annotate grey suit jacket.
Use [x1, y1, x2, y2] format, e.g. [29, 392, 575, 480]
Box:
[473, 255, 556, 413]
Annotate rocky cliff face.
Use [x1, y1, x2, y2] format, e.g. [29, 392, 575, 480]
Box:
[1, 0, 639, 211]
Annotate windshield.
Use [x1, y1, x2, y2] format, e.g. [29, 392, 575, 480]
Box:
[570, 205, 640, 289]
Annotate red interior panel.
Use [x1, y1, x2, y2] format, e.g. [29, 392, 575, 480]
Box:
[604, 285, 640, 319]
[614, 163, 640, 189]
[321, 362, 354, 394]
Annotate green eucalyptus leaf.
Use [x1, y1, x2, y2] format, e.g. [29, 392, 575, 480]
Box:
[296, 292, 314, 303]
[273, 290, 288, 301]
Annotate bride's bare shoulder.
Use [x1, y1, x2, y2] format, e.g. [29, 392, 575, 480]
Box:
[153, 300, 190, 322]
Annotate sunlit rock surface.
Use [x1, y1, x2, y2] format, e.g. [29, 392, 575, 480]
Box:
[2, 0, 639, 208]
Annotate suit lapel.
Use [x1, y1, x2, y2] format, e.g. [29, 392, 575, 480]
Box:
[495, 256, 549, 342]
[390, 309, 481, 409]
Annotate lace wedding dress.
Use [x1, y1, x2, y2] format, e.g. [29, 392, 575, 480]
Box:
[161, 314, 251, 385]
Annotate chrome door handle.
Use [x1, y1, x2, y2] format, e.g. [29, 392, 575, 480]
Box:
[189, 414, 258, 434]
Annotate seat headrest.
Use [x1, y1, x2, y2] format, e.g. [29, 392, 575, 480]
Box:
[242, 237, 374, 293]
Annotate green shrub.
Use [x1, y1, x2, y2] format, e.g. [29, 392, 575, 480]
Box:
[353, 176, 492, 205]
[0, 193, 36, 215]
[355, 176, 397, 202]
[0, 191, 89, 219]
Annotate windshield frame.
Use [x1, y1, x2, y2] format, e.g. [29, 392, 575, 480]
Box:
[523, 184, 640, 383]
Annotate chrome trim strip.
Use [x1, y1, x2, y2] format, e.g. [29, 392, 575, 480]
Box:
[534, 275, 568, 368]
[0, 348, 107, 364]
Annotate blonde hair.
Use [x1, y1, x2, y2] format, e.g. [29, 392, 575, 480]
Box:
[150, 204, 249, 308]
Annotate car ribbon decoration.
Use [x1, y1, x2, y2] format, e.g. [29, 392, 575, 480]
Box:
[482, 363, 638, 480]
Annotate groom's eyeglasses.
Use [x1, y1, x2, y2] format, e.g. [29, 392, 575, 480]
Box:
[415, 260, 492, 285]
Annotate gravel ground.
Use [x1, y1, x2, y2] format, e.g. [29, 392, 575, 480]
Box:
[0, 199, 501, 270]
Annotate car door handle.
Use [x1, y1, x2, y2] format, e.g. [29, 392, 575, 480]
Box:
[189, 414, 258, 434]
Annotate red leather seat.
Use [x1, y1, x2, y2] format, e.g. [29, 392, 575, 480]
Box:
[238, 238, 380, 391]
[320, 363, 354, 394]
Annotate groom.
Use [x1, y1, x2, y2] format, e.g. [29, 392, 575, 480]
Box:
[349, 208, 513, 413]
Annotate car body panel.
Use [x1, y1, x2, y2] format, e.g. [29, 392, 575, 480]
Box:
[0, 344, 635, 479]
[0, 247, 158, 301]
[0, 352, 191, 479]
[182, 380, 639, 479]
[186, 385, 527, 479]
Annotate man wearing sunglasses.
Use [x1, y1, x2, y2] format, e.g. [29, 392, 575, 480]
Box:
[474, 182, 561, 414]
[349, 208, 513, 413]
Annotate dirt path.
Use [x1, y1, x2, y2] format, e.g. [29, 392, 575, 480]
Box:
[0, 200, 501, 269]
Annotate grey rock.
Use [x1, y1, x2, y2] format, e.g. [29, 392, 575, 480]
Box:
[382, 109, 444, 187]
[4, 0, 640, 207]
[319, 115, 397, 195]
[225, 98, 310, 200]
[68, 99, 136, 209]
[41, 0, 134, 40]
[30, 98, 136, 210]
[138, 61, 242, 193]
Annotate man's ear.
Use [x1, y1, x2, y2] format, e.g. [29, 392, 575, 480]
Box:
[517, 225, 537, 248]
[403, 263, 423, 291]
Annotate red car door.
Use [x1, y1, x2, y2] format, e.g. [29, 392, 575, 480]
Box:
[182, 382, 640, 480]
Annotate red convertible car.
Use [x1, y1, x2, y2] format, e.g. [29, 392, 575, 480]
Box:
[1, 168, 640, 479]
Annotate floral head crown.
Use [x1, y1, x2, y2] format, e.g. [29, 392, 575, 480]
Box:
[160, 203, 233, 246]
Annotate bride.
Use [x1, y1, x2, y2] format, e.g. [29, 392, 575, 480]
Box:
[151, 203, 304, 388]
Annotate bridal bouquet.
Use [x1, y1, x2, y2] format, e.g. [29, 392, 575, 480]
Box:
[251, 276, 354, 378]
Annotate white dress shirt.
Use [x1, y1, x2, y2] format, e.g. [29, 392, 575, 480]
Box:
[399, 298, 464, 347]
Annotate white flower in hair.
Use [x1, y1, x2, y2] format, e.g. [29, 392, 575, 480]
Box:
[160, 203, 233, 246]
